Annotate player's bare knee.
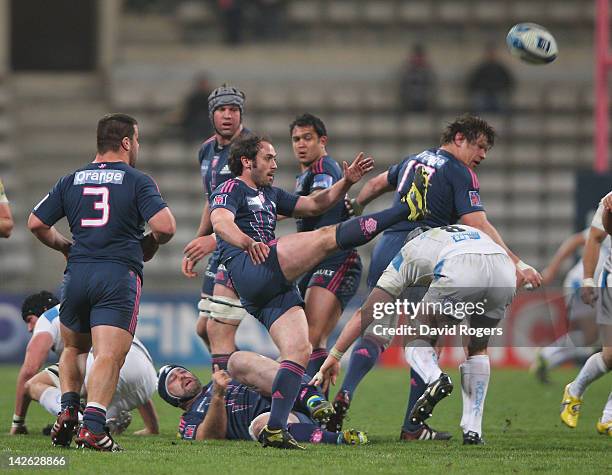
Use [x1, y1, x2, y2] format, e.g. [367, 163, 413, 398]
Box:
[227, 351, 248, 378]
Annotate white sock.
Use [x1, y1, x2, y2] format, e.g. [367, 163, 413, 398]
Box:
[569, 352, 609, 398]
[540, 344, 593, 369]
[602, 391, 612, 423]
[459, 355, 490, 436]
[39, 387, 62, 416]
[404, 341, 442, 384]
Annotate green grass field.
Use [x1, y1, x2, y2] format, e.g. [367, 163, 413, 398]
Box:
[0, 365, 610, 474]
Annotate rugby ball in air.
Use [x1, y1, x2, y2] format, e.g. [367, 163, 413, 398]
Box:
[506, 23, 558, 64]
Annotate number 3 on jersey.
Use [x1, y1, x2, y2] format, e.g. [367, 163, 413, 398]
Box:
[81, 186, 109, 227]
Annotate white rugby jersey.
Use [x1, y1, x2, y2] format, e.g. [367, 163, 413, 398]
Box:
[32, 304, 63, 356]
[377, 225, 507, 297]
[590, 201, 612, 274]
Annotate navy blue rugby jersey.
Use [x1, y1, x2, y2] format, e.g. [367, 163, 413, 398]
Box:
[198, 128, 250, 201]
[294, 155, 350, 233]
[385, 148, 485, 234]
[32, 161, 167, 276]
[178, 381, 270, 441]
[209, 179, 299, 263]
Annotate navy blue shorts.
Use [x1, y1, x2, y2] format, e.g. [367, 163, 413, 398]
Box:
[298, 250, 362, 310]
[366, 232, 409, 289]
[202, 248, 234, 295]
[60, 262, 142, 335]
[225, 245, 304, 330]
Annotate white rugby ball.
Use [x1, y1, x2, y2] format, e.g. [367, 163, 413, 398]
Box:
[506, 23, 558, 64]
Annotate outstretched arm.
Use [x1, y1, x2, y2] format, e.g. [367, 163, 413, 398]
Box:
[133, 400, 160, 435]
[0, 202, 13, 238]
[293, 153, 374, 217]
[541, 231, 585, 285]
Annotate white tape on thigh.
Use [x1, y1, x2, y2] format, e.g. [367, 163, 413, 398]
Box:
[209, 296, 247, 321]
[198, 298, 213, 318]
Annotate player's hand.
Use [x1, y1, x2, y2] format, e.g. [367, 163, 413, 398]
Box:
[133, 428, 157, 436]
[247, 241, 269, 265]
[344, 195, 364, 217]
[212, 364, 231, 397]
[309, 356, 341, 393]
[516, 261, 542, 289]
[182, 235, 217, 277]
[9, 424, 28, 435]
[580, 278, 598, 306]
[343, 152, 374, 185]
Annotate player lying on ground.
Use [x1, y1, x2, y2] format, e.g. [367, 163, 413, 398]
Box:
[561, 192, 612, 437]
[158, 351, 367, 446]
[11, 292, 159, 436]
[208, 132, 426, 448]
[314, 225, 517, 444]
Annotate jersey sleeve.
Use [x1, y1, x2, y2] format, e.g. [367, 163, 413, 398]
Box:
[311, 159, 341, 191]
[387, 158, 409, 187]
[591, 202, 606, 231]
[210, 182, 241, 215]
[275, 188, 300, 216]
[136, 174, 168, 222]
[32, 306, 60, 342]
[178, 412, 205, 440]
[451, 166, 485, 217]
[32, 176, 68, 226]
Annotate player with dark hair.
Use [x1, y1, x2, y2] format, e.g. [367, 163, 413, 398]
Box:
[10, 291, 60, 434]
[561, 192, 612, 436]
[209, 132, 426, 448]
[290, 113, 362, 378]
[28, 113, 175, 451]
[158, 351, 367, 445]
[328, 114, 541, 441]
[11, 291, 159, 437]
[181, 84, 250, 371]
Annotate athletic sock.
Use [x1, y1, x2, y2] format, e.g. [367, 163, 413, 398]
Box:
[459, 355, 490, 436]
[402, 369, 427, 432]
[60, 391, 80, 411]
[404, 342, 442, 384]
[339, 337, 382, 398]
[601, 390, 612, 423]
[39, 387, 62, 416]
[211, 353, 232, 371]
[306, 348, 328, 378]
[335, 204, 407, 250]
[82, 403, 107, 434]
[267, 361, 305, 430]
[287, 423, 342, 444]
[569, 352, 609, 398]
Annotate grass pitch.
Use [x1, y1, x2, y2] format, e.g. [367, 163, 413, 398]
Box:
[0, 365, 610, 474]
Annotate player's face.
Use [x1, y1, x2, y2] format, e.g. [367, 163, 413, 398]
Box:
[128, 125, 140, 167]
[291, 125, 326, 166]
[213, 105, 241, 139]
[167, 368, 203, 400]
[24, 314, 38, 333]
[250, 141, 278, 187]
[458, 133, 490, 169]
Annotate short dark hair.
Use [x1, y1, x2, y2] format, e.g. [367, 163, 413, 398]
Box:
[440, 114, 495, 148]
[97, 113, 138, 154]
[228, 133, 268, 176]
[289, 113, 327, 138]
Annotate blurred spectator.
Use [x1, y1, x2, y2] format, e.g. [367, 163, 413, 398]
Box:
[253, 0, 287, 41]
[0, 177, 13, 238]
[398, 44, 436, 112]
[217, 0, 244, 45]
[467, 45, 515, 113]
[180, 74, 214, 143]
